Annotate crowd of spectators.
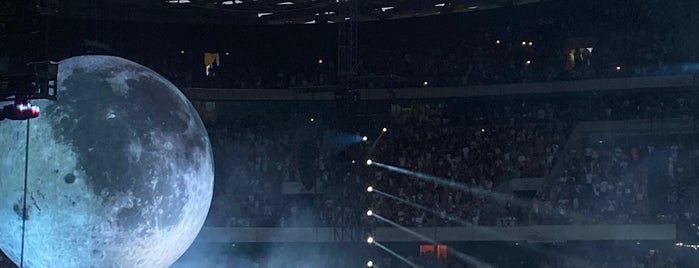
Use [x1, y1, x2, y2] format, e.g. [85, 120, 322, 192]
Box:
[201, 102, 369, 228]
[199, 88, 699, 230]
[368, 103, 570, 227]
[116, 0, 699, 90]
[541, 141, 695, 225]
[206, 123, 290, 227]
[174, 77, 699, 268]
[202, 102, 299, 227]
[366, 91, 699, 228]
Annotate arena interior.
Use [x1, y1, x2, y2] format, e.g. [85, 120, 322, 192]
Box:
[2, 0, 699, 267]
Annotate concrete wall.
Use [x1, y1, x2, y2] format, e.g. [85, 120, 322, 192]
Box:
[195, 224, 675, 243]
[182, 75, 697, 101]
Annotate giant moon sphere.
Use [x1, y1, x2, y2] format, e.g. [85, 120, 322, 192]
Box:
[0, 55, 214, 268]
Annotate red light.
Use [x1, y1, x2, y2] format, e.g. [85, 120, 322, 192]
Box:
[1, 102, 40, 120]
[30, 106, 40, 117]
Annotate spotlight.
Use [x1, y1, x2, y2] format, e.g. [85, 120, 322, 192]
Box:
[318, 59, 323, 64]
[367, 260, 374, 267]
[615, 65, 622, 71]
[366, 159, 373, 165]
[362, 136, 368, 141]
[366, 209, 373, 216]
[525, 60, 532, 65]
[367, 186, 374, 192]
[495, 39, 500, 44]
[367, 236, 374, 244]
[352, 160, 356, 164]
[310, 117, 315, 122]
[382, 127, 387, 133]
[423, 81, 428, 86]
[480, 128, 485, 132]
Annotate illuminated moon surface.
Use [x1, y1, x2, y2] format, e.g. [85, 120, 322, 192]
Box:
[0, 55, 214, 268]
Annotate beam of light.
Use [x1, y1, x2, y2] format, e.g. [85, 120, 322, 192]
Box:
[373, 241, 420, 268]
[370, 161, 513, 203]
[322, 129, 367, 151]
[369, 161, 591, 228]
[373, 213, 495, 268]
[372, 189, 510, 237]
[371, 187, 593, 267]
[374, 189, 463, 223]
[371, 188, 590, 267]
[373, 213, 434, 242]
[366, 128, 388, 156]
[367, 189, 592, 264]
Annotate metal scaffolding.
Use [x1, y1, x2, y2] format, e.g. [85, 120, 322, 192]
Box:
[335, 0, 360, 131]
[337, 0, 359, 91]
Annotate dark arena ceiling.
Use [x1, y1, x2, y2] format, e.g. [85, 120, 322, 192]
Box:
[37, 0, 549, 24]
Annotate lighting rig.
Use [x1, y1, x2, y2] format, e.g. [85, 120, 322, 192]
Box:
[0, 61, 58, 121]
